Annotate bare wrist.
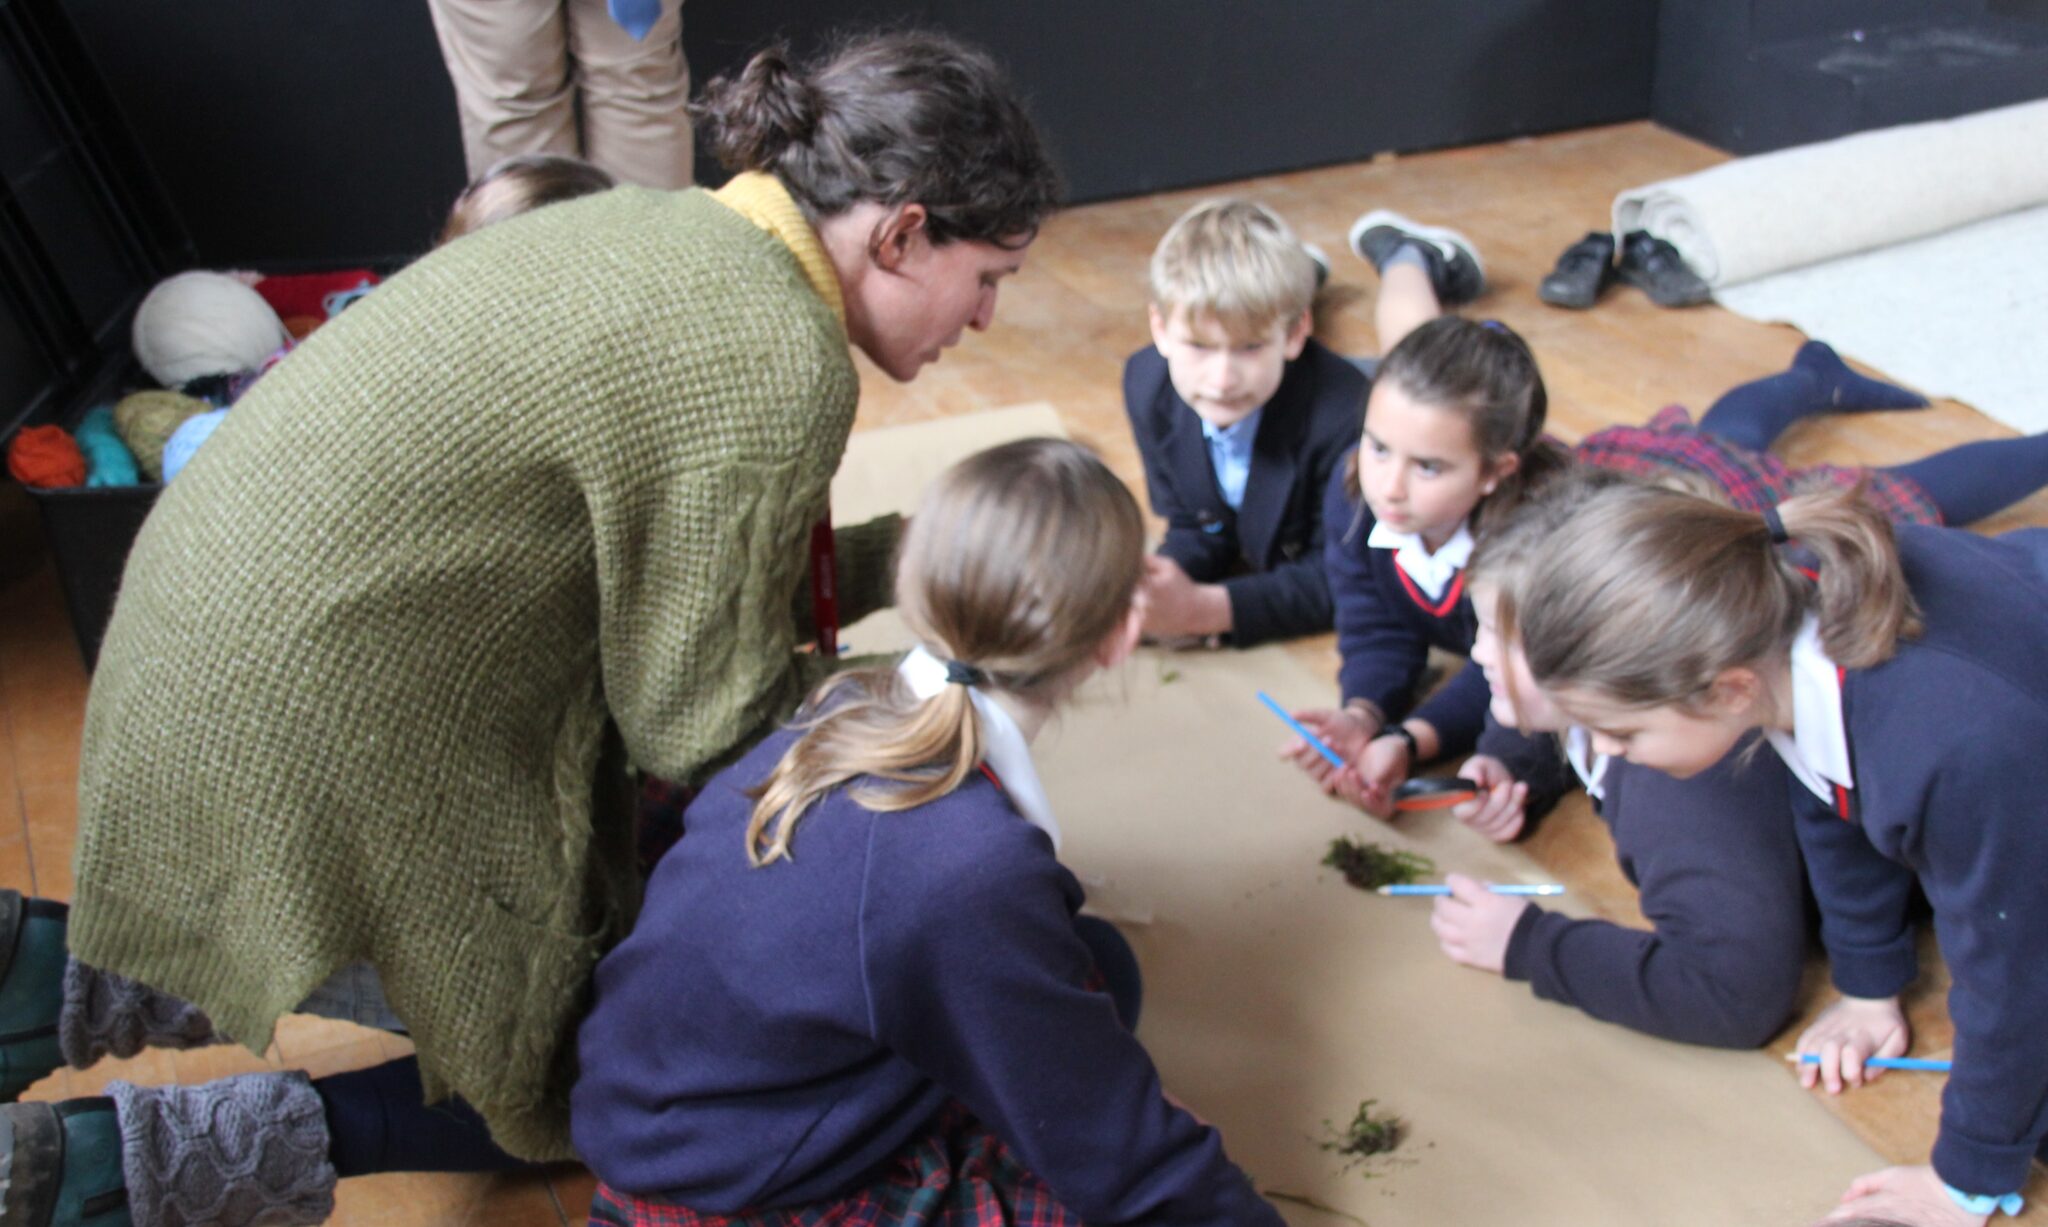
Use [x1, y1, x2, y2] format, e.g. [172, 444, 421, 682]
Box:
[1343, 698, 1384, 733]
[1201, 583, 1234, 634]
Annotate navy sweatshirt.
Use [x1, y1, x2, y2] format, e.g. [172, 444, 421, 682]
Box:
[1124, 338, 1366, 646]
[1490, 728, 1807, 1048]
[572, 726, 1282, 1226]
[1788, 525, 2048, 1196]
[1321, 452, 1490, 755]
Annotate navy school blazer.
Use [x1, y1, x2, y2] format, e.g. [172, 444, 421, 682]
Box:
[1122, 336, 1367, 646]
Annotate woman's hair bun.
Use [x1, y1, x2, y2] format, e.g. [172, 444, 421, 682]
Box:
[695, 45, 822, 172]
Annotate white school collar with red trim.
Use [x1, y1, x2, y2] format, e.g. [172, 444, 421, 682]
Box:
[1366, 520, 1475, 603]
[1765, 616, 1854, 806]
[897, 646, 1062, 851]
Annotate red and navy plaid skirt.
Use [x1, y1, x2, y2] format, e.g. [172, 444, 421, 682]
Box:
[1575, 405, 1943, 526]
[587, 1103, 1084, 1227]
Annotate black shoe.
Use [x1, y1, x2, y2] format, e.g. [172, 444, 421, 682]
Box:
[1616, 230, 1711, 308]
[1538, 232, 1616, 310]
[0, 891, 67, 1102]
[1347, 209, 1485, 306]
[0, 1098, 131, 1225]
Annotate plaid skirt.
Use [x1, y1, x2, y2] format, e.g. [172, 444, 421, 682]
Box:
[1575, 405, 1943, 526]
[588, 1104, 1084, 1227]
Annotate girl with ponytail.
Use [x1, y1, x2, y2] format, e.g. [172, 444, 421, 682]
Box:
[573, 439, 1286, 1227]
[1503, 479, 2048, 1227]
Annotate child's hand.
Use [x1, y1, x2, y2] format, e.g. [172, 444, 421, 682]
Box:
[1277, 707, 1393, 817]
[1819, 1165, 1990, 1226]
[1355, 733, 1414, 805]
[1795, 994, 1910, 1094]
[1451, 755, 1528, 843]
[1428, 873, 1529, 974]
[1279, 707, 1378, 781]
[1137, 556, 1231, 640]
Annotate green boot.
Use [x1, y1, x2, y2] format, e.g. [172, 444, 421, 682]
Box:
[0, 891, 68, 1101]
[0, 1097, 132, 1226]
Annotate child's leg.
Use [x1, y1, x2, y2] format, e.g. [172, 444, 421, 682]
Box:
[317, 1057, 529, 1176]
[1882, 433, 2048, 526]
[1375, 254, 1442, 354]
[1697, 341, 1927, 453]
[1348, 210, 1480, 350]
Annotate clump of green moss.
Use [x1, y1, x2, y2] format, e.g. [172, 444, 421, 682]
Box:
[1322, 838, 1434, 890]
[1322, 1099, 1406, 1163]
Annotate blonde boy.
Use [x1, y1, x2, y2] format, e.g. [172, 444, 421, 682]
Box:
[1123, 198, 1367, 646]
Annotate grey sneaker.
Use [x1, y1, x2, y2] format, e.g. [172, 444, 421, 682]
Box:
[1346, 209, 1485, 306]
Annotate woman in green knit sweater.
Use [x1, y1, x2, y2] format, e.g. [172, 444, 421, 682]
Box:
[0, 32, 1059, 1227]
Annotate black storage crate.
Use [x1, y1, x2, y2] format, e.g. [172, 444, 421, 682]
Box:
[27, 478, 156, 667]
[3, 0, 185, 668]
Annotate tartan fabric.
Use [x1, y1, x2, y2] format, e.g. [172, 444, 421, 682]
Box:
[588, 1103, 1084, 1227]
[1575, 405, 1944, 526]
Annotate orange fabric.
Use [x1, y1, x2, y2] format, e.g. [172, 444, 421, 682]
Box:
[7, 424, 86, 488]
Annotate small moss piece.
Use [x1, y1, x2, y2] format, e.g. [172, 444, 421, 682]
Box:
[1322, 1099, 1405, 1161]
[1322, 838, 1434, 890]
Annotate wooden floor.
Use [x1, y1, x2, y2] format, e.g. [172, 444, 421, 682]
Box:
[4, 119, 2043, 1223]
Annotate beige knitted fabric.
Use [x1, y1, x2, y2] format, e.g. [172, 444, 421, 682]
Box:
[72, 179, 896, 1161]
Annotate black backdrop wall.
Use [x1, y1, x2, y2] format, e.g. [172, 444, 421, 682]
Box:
[52, 0, 1657, 270]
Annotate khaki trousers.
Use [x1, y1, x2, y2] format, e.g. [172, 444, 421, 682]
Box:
[426, 0, 691, 189]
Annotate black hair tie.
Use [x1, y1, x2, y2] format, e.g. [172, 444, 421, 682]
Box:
[1762, 506, 1790, 545]
[943, 659, 988, 687]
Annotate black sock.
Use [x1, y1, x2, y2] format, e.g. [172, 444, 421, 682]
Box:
[315, 1057, 531, 1178]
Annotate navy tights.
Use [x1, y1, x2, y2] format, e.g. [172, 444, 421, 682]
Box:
[1696, 342, 2048, 526]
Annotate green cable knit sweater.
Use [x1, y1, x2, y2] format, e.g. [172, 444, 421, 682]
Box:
[71, 179, 897, 1161]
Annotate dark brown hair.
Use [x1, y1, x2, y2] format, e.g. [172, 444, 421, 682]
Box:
[695, 31, 1061, 248]
[1345, 316, 1570, 535]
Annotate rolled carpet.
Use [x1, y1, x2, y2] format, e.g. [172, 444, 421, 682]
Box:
[1613, 97, 2048, 287]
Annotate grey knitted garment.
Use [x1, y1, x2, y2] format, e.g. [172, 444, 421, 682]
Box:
[111, 1072, 336, 1227]
[59, 958, 218, 1069]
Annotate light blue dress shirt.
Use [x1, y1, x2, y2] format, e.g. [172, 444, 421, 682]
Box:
[1201, 407, 1264, 512]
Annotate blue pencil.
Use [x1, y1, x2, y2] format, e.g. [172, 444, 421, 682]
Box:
[1256, 691, 1346, 770]
[1789, 1054, 1952, 1072]
[1375, 883, 1566, 897]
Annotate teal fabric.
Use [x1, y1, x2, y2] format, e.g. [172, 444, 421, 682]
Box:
[74, 407, 139, 488]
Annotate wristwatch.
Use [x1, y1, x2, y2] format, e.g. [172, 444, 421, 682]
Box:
[1376, 723, 1419, 763]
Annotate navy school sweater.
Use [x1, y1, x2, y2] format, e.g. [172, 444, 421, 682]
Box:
[1486, 724, 1808, 1048]
[1788, 525, 2048, 1196]
[571, 725, 1283, 1226]
[1123, 338, 1367, 646]
[1322, 450, 1491, 756]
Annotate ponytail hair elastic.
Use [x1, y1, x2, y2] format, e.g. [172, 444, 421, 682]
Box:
[943, 659, 988, 687]
[1762, 505, 1790, 545]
